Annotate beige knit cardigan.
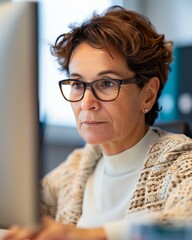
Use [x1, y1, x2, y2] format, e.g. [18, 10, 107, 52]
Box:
[41, 128, 192, 226]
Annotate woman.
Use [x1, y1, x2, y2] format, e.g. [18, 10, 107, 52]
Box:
[4, 5, 192, 240]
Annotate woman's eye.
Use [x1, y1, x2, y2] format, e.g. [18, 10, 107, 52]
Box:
[100, 79, 115, 88]
[71, 82, 84, 89]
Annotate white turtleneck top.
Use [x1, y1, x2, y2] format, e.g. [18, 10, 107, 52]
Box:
[77, 129, 159, 239]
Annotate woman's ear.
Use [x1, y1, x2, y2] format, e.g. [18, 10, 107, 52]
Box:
[142, 77, 160, 113]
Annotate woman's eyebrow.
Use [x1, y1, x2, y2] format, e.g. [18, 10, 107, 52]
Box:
[97, 70, 122, 77]
[69, 73, 82, 78]
[69, 70, 125, 79]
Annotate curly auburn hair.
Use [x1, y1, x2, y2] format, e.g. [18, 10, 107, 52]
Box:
[51, 5, 173, 126]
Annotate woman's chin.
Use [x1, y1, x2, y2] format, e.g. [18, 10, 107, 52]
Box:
[81, 134, 110, 145]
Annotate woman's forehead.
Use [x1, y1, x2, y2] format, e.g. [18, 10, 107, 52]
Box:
[69, 42, 133, 76]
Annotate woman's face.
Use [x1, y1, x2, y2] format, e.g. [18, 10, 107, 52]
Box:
[68, 42, 152, 155]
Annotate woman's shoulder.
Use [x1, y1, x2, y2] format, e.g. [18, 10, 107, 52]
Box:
[42, 143, 102, 187]
[145, 127, 192, 168]
[40, 144, 102, 218]
[151, 127, 192, 145]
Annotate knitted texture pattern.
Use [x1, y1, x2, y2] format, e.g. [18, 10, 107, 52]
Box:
[41, 128, 192, 226]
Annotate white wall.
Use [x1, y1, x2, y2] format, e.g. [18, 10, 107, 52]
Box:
[143, 0, 192, 46]
[122, 0, 192, 45]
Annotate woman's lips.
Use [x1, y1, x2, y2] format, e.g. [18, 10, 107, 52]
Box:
[81, 121, 105, 127]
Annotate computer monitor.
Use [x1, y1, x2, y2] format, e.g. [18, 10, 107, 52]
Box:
[0, 1, 41, 228]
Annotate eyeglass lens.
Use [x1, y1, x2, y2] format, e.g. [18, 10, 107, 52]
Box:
[60, 79, 120, 102]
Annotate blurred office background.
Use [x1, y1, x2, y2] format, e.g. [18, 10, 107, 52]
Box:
[13, 0, 192, 175]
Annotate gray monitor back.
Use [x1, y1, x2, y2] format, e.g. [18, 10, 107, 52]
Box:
[0, 1, 40, 228]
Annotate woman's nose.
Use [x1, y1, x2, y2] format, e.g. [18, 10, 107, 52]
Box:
[80, 88, 100, 111]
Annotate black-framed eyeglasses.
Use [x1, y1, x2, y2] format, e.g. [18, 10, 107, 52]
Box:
[58, 77, 141, 102]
